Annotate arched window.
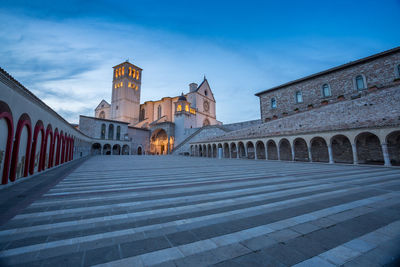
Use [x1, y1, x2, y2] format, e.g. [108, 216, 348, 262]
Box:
[204, 90, 208, 96]
[101, 124, 106, 139]
[99, 111, 105, 119]
[356, 75, 365, 90]
[177, 105, 182, 112]
[185, 105, 189, 112]
[116, 126, 121, 140]
[157, 105, 162, 119]
[322, 84, 331, 97]
[203, 119, 210, 126]
[295, 91, 303, 103]
[108, 124, 114, 140]
[271, 98, 277, 109]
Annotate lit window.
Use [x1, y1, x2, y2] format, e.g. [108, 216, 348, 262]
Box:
[190, 108, 196, 114]
[322, 84, 331, 97]
[185, 105, 189, 112]
[128, 82, 131, 88]
[136, 71, 139, 80]
[136, 85, 138, 90]
[114, 84, 117, 89]
[132, 69, 136, 78]
[122, 67, 125, 75]
[120, 82, 123, 87]
[177, 105, 182, 111]
[118, 68, 121, 76]
[115, 70, 118, 78]
[271, 98, 277, 109]
[295, 91, 303, 103]
[128, 67, 131, 76]
[356, 75, 365, 90]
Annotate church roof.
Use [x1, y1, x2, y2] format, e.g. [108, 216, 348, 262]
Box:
[178, 93, 187, 101]
[113, 60, 143, 70]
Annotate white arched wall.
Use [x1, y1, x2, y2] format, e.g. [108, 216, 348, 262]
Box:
[191, 126, 399, 167]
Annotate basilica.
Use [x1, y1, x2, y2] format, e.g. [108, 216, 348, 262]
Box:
[79, 61, 221, 155]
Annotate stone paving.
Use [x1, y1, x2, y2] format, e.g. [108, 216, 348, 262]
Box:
[0, 156, 400, 266]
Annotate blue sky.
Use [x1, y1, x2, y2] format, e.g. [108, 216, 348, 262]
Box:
[1, 0, 399, 124]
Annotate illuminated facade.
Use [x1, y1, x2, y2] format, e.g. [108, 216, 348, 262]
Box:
[93, 61, 221, 154]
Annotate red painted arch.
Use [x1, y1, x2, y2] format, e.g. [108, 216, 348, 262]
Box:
[70, 137, 74, 161]
[42, 124, 53, 170]
[29, 121, 45, 175]
[10, 113, 32, 182]
[65, 135, 69, 162]
[53, 129, 60, 166]
[60, 132, 65, 164]
[0, 101, 14, 185]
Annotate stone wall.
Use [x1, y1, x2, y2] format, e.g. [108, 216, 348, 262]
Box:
[257, 48, 400, 122]
[222, 119, 262, 131]
[174, 126, 229, 155]
[203, 85, 400, 142]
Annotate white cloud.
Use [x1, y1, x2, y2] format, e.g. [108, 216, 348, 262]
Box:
[0, 10, 389, 124]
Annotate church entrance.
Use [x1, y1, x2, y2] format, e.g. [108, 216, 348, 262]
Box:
[150, 129, 170, 155]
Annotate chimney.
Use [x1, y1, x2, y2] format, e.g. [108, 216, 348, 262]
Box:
[189, 83, 198, 92]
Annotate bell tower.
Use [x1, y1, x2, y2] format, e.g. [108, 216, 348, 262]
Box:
[111, 61, 142, 124]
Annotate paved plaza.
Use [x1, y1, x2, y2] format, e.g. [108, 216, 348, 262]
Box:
[0, 156, 400, 266]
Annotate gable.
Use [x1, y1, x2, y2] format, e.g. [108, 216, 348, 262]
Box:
[196, 79, 215, 102]
[95, 99, 111, 110]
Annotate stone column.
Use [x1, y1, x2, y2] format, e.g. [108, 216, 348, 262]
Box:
[351, 143, 358, 165]
[308, 146, 312, 162]
[244, 146, 248, 159]
[236, 145, 239, 159]
[327, 144, 334, 164]
[265, 143, 269, 161]
[277, 148, 281, 161]
[381, 143, 391, 167]
[254, 147, 258, 160]
[291, 145, 295, 161]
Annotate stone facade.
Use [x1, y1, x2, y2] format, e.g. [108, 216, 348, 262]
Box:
[192, 47, 400, 167]
[257, 47, 400, 122]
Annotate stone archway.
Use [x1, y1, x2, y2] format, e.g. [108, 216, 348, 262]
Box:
[356, 132, 384, 165]
[279, 139, 292, 161]
[238, 142, 246, 158]
[387, 131, 400, 166]
[230, 143, 237, 158]
[150, 129, 169, 155]
[223, 143, 230, 158]
[331, 135, 353, 164]
[122, 145, 129, 155]
[212, 144, 217, 158]
[103, 144, 111, 155]
[267, 140, 278, 160]
[310, 137, 329, 162]
[246, 142, 255, 159]
[293, 138, 309, 161]
[207, 144, 212, 157]
[91, 143, 101, 155]
[256, 141, 266, 159]
[112, 144, 121, 155]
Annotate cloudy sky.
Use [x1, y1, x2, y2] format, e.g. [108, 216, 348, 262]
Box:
[1, 0, 399, 124]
